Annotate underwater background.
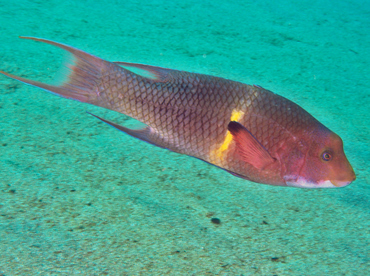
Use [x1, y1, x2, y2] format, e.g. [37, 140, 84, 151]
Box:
[0, 0, 369, 275]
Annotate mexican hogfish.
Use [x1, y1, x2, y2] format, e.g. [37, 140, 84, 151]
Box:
[0, 37, 356, 188]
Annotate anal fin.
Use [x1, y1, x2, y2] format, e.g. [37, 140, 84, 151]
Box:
[87, 112, 165, 149]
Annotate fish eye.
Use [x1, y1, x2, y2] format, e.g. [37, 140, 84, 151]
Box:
[322, 152, 332, 161]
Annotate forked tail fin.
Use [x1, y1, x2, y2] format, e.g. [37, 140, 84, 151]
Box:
[0, 37, 111, 105]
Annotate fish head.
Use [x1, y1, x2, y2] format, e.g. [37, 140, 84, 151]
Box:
[282, 127, 356, 188]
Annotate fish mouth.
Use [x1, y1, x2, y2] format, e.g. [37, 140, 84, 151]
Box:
[330, 178, 355, 188]
[329, 170, 356, 187]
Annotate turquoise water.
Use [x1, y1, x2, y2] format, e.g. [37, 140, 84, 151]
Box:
[0, 0, 369, 274]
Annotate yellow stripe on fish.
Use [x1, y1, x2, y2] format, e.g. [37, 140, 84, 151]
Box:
[210, 109, 245, 164]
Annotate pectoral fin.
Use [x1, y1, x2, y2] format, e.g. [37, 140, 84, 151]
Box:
[227, 121, 276, 170]
[87, 112, 165, 149]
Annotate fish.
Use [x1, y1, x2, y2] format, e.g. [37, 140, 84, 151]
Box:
[0, 37, 356, 188]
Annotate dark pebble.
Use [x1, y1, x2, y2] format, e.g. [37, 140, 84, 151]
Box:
[211, 218, 221, 224]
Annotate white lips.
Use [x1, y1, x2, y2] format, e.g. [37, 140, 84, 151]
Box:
[284, 176, 337, 189]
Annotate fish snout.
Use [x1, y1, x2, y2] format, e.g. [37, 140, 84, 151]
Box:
[330, 170, 356, 187]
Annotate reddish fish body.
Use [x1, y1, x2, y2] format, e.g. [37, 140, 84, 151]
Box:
[0, 37, 356, 188]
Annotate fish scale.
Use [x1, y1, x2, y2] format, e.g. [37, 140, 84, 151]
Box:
[0, 37, 356, 188]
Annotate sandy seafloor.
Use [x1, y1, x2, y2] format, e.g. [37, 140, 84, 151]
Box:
[0, 0, 369, 275]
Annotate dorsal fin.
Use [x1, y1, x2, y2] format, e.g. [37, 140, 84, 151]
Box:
[114, 62, 174, 82]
